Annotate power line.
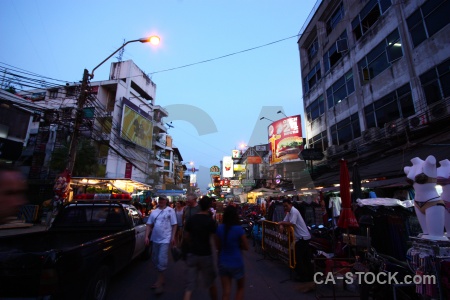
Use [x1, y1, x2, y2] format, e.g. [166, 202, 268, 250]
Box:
[148, 35, 298, 75]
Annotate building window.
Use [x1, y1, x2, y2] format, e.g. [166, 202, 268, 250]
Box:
[330, 113, 361, 145]
[323, 31, 348, 73]
[326, 71, 355, 109]
[352, 0, 392, 41]
[326, 2, 345, 35]
[364, 83, 414, 128]
[308, 130, 328, 152]
[420, 59, 450, 106]
[407, 0, 450, 47]
[306, 94, 325, 123]
[49, 89, 58, 99]
[65, 87, 76, 98]
[304, 63, 321, 93]
[307, 38, 319, 61]
[357, 29, 402, 83]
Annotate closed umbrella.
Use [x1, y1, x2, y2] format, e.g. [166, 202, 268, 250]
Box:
[337, 159, 359, 228]
[351, 162, 363, 203]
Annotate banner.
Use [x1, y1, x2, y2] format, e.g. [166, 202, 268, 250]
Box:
[267, 115, 303, 165]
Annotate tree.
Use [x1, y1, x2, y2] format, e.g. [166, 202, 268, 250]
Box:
[50, 137, 99, 176]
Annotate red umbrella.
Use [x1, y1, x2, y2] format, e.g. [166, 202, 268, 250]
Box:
[337, 159, 359, 228]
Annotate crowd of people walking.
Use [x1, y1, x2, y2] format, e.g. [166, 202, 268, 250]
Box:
[144, 193, 315, 298]
[145, 193, 251, 299]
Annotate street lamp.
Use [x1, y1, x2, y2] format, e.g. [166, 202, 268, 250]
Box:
[66, 36, 159, 175]
[277, 110, 288, 118]
[90, 36, 160, 79]
[260, 116, 274, 122]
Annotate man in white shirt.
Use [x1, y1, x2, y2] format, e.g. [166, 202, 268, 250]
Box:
[278, 199, 313, 283]
[145, 195, 177, 294]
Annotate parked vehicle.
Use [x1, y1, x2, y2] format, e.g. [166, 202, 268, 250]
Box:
[0, 194, 150, 300]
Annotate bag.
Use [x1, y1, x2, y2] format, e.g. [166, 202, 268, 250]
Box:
[171, 247, 183, 262]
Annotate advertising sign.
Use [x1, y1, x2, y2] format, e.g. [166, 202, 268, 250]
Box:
[255, 144, 267, 152]
[267, 115, 303, 165]
[210, 165, 220, 175]
[234, 164, 246, 172]
[230, 180, 241, 186]
[232, 149, 242, 158]
[121, 105, 153, 149]
[222, 156, 234, 178]
[125, 162, 132, 179]
[247, 156, 262, 164]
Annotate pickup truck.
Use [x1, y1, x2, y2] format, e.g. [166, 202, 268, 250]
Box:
[0, 194, 150, 300]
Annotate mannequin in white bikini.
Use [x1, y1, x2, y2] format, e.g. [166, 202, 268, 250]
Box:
[437, 159, 450, 236]
[404, 155, 446, 241]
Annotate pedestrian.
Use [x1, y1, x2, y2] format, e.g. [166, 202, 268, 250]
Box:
[183, 192, 201, 226]
[215, 205, 249, 300]
[175, 200, 185, 246]
[278, 199, 314, 284]
[183, 196, 218, 300]
[145, 195, 177, 294]
[0, 163, 28, 224]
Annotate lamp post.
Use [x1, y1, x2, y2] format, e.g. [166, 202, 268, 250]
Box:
[277, 110, 288, 118]
[260, 116, 274, 122]
[66, 36, 159, 175]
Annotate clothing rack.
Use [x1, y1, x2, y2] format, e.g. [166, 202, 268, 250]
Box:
[407, 237, 450, 299]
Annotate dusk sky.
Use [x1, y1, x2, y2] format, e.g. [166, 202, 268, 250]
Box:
[1, 0, 318, 191]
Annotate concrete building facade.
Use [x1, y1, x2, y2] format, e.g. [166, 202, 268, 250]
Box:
[298, 0, 450, 187]
[17, 60, 185, 198]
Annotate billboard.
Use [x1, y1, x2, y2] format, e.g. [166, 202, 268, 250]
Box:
[267, 115, 303, 165]
[121, 105, 153, 149]
[222, 156, 234, 178]
[232, 149, 242, 158]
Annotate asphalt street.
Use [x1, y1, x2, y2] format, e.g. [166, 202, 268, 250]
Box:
[1, 223, 360, 299]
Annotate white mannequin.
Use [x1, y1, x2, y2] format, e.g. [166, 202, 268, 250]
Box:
[404, 155, 446, 241]
[437, 159, 450, 234]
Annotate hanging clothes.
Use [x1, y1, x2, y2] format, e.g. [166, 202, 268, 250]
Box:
[329, 196, 341, 217]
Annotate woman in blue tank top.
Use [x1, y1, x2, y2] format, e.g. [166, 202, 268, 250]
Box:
[216, 205, 249, 300]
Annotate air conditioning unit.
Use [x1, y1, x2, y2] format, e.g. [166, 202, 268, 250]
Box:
[342, 141, 355, 152]
[326, 145, 337, 157]
[327, 145, 343, 156]
[428, 102, 450, 122]
[408, 114, 428, 130]
[362, 127, 381, 143]
[384, 120, 401, 137]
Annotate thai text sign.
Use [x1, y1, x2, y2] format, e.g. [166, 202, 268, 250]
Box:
[262, 220, 296, 268]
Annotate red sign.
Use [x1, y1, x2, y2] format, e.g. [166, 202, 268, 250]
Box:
[247, 156, 262, 164]
[125, 162, 132, 179]
[267, 115, 303, 165]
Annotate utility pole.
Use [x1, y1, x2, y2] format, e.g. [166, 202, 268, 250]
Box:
[66, 68, 89, 174]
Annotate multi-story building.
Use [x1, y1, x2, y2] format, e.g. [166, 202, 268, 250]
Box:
[298, 0, 450, 187]
[17, 60, 183, 198]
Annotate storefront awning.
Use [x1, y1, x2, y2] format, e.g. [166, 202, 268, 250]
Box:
[154, 189, 186, 196]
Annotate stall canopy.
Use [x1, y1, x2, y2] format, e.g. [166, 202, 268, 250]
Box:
[71, 177, 152, 193]
[248, 188, 281, 195]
